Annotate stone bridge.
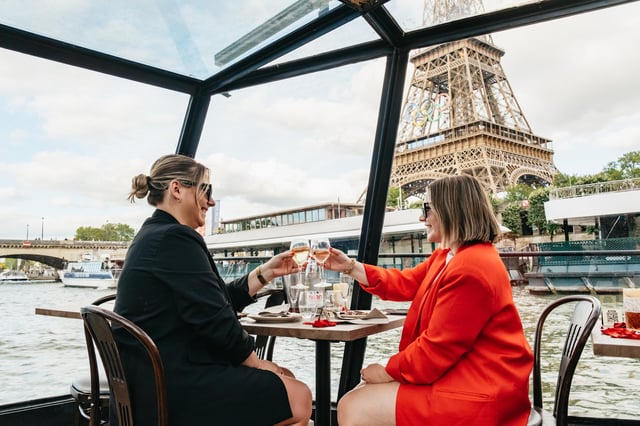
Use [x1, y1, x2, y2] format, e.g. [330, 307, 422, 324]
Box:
[0, 240, 129, 270]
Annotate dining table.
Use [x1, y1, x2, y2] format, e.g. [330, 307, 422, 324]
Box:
[240, 314, 405, 426]
[591, 319, 640, 359]
[36, 303, 405, 426]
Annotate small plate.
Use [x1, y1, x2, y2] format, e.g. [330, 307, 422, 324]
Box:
[383, 308, 408, 316]
[336, 311, 369, 320]
[247, 313, 302, 323]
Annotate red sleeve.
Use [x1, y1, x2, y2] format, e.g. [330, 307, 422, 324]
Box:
[360, 250, 442, 301]
[385, 254, 498, 384]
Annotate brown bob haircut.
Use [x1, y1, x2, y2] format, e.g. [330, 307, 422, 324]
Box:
[427, 174, 501, 248]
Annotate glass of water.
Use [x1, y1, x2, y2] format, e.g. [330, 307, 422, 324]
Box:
[299, 290, 323, 320]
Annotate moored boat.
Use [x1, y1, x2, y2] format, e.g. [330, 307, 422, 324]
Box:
[0, 270, 29, 283]
[58, 261, 119, 289]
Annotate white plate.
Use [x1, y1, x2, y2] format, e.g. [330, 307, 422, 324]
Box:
[336, 311, 370, 320]
[247, 313, 302, 323]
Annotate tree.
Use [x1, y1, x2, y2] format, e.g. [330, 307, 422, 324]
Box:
[553, 151, 640, 188]
[387, 187, 401, 209]
[527, 188, 552, 235]
[603, 150, 640, 179]
[503, 183, 534, 203]
[75, 223, 135, 241]
[502, 202, 523, 236]
[75, 226, 104, 241]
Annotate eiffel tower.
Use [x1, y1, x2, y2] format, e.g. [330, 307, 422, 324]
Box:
[390, 0, 558, 199]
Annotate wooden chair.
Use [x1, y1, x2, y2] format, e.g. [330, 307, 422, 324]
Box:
[70, 293, 116, 425]
[528, 295, 601, 426]
[253, 289, 285, 360]
[80, 305, 168, 426]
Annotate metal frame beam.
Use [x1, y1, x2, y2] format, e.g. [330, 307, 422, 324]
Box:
[215, 40, 391, 93]
[400, 0, 639, 50]
[338, 47, 410, 399]
[0, 23, 201, 94]
[203, 5, 360, 94]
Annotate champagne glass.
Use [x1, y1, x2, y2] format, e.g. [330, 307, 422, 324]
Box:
[290, 239, 310, 280]
[310, 238, 331, 290]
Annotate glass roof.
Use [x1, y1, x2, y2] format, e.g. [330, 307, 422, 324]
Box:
[0, 0, 558, 81]
[0, 0, 345, 79]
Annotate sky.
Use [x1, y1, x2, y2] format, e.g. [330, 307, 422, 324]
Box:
[0, 1, 639, 241]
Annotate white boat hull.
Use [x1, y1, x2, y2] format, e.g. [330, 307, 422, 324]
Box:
[59, 274, 117, 289]
[58, 261, 119, 289]
[0, 271, 29, 283]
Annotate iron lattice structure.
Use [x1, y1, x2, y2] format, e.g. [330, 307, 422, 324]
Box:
[390, 0, 558, 198]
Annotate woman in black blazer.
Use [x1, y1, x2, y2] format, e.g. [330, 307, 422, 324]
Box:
[114, 154, 312, 425]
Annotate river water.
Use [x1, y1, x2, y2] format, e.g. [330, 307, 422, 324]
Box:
[1, 282, 638, 419]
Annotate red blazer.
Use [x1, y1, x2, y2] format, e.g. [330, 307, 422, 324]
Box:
[363, 243, 533, 425]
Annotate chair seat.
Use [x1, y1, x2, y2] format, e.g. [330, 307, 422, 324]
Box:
[70, 375, 110, 397]
[71, 375, 110, 425]
[529, 405, 558, 425]
[528, 407, 542, 426]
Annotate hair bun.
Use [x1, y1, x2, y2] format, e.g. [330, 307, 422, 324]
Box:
[128, 173, 150, 202]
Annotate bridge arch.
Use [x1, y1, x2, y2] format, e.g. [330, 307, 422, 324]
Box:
[0, 240, 129, 271]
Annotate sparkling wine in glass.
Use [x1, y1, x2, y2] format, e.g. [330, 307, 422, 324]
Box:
[310, 238, 331, 289]
[290, 238, 310, 282]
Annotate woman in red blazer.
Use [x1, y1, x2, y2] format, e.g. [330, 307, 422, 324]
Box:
[325, 175, 533, 426]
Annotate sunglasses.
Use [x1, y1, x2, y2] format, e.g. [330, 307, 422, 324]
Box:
[181, 180, 212, 201]
[422, 202, 431, 217]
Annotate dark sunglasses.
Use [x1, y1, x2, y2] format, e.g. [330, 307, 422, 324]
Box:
[181, 180, 212, 201]
[422, 202, 431, 217]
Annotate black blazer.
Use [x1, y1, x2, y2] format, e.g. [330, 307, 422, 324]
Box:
[113, 209, 258, 424]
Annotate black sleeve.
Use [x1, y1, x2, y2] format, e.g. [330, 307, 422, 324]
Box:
[155, 225, 254, 365]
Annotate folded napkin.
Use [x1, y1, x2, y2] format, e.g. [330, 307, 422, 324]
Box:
[258, 304, 290, 316]
[601, 322, 640, 339]
[363, 308, 387, 319]
[337, 308, 388, 320]
[304, 319, 337, 328]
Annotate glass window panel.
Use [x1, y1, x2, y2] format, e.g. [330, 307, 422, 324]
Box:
[198, 60, 383, 225]
[267, 10, 379, 66]
[0, 0, 343, 79]
[0, 50, 185, 241]
[386, 0, 559, 32]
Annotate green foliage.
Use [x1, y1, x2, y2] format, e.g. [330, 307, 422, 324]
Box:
[503, 183, 534, 202]
[387, 187, 401, 209]
[502, 202, 523, 236]
[554, 150, 640, 187]
[527, 188, 551, 235]
[603, 150, 640, 179]
[75, 223, 135, 241]
[489, 194, 500, 216]
[553, 171, 610, 187]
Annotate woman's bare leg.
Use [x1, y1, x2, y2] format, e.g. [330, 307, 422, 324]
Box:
[274, 375, 313, 426]
[337, 382, 400, 426]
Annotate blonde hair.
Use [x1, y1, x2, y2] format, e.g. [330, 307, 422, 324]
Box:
[128, 154, 209, 206]
[428, 175, 500, 247]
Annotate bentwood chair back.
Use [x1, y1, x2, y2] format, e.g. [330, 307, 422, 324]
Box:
[529, 295, 601, 425]
[71, 293, 116, 425]
[254, 290, 285, 360]
[80, 305, 168, 426]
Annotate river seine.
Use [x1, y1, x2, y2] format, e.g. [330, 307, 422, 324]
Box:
[1, 282, 638, 420]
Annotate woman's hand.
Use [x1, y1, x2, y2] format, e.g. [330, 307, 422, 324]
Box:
[360, 363, 394, 384]
[323, 247, 350, 272]
[261, 251, 299, 280]
[257, 359, 294, 377]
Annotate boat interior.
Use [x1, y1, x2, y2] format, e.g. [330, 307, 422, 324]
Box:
[1, 0, 639, 424]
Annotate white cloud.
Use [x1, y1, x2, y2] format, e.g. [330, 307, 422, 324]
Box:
[0, 2, 639, 240]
